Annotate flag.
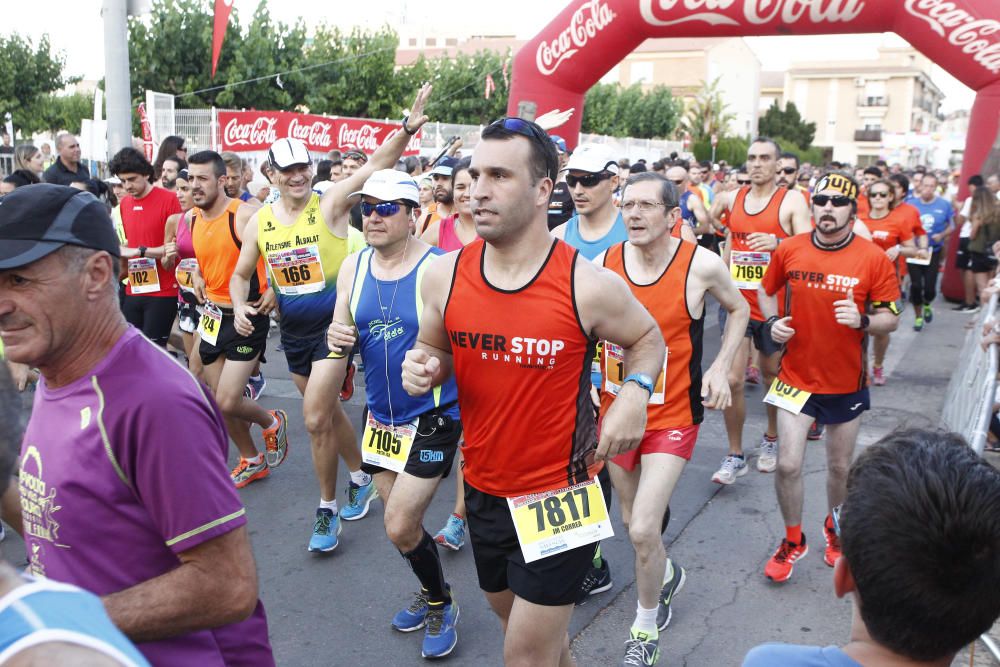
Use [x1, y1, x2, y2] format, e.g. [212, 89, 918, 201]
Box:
[137, 103, 153, 161]
[211, 0, 234, 79]
[502, 54, 510, 88]
[485, 73, 496, 100]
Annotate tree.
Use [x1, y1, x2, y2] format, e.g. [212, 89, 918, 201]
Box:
[0, 33, 75, 135]
[581, 83, 681, 139]
[692, 136, 749, 165]
[680, 78, 736, 143]
[758, 100, 816, 149]
[33, 94, 95, 136]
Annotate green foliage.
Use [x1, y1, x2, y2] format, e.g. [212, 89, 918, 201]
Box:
[681, 78, 736, 143]
[772, 136, 825, 166]
[581, 84, 681, 139]
[0, 33, 77, 135]
[758, 101, 816, 149]
[692, 136, 749, 165]
[33, 94, 96, 136]
[419, 51, 510, 126]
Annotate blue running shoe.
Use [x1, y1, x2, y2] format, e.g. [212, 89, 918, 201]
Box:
[244, 372, 266, 400]
[307, 508, 342, 552]
[392, 589, 429, 632]
[341, 479, 378, 521]
[422, 600, 459, 659]
[434, 514, 466, 551]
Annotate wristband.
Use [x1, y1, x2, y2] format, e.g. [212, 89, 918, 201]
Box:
[401, 115, 417, 135]
[138, 246, 147, 258]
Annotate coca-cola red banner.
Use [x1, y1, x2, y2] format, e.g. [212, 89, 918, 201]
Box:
[218, 110, 421, 156]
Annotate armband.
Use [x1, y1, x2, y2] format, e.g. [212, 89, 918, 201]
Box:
[871, 301, 901, 316]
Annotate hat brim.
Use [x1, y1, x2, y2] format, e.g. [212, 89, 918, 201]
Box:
[428, 168, 453, 177]
[0, 239, 65, 270]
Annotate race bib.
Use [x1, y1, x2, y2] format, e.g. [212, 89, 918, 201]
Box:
[763, 378, 812, 414]
[507, 477, 614, 563]
[127, 257, 160, 294]
[197, 303, 223, 347]
[906, 253, 932, 266]
[361, 413, 417, 474]
[603, 342, 667, 404]
[175, 258, 198, 292]
[730, 251, 770, 290]
[267, 244, 325, 295]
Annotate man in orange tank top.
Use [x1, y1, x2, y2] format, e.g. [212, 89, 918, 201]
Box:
[401, 117, 666, 667]
[593, 172, 749, 664]
[708, 138, 811, 486]
[758, 173, 900, 583]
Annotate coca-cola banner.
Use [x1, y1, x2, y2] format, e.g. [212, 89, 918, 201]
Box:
[219, 110, 421, 156]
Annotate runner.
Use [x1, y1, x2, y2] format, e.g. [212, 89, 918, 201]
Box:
[664, 163, 710, 244]
[552, 143, 627, 256]
[324, 169, 463, 659]
[758, 172, 900, 582]
[109, 147, 182, 347]
[857, 179, 920, 386]
[162, 169, 201, 373]
[186, 150, 290, 488]
[421, 157, 477, 251]
[708, 138, 811, 484]
[232, 84, 432, 550]
[904, 173, 954, 331]
[402, 117, 666, 666]
[594, 172, 750, 665]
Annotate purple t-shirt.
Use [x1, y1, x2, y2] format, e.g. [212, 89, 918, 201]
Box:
[19, 327, 274, 666]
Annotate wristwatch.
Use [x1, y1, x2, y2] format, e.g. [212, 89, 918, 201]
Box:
[622, 373, 654, 399]
[401, 115, 417, 135]
[138, 246, 147, 258]
[858, 314, 870, 330]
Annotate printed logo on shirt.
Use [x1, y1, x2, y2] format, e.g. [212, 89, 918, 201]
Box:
[787, 271, 859, 293]
[369, 316, 405, 343]
[19, 445, 68, 577]
[449, 330, 566, 370]
[264, 220, 276, 232]
[307, 209, 317, 226]
[237, 345, 253, 354]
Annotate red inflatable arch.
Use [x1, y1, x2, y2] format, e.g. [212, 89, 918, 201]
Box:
[508, 0, 1000, 300]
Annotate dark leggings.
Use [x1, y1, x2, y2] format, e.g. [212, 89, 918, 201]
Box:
[908, 249, 943, 306]
[122, 295, 178, 347]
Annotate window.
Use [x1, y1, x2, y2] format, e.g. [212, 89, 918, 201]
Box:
[408, 38, 417, 47]
[426, 38, 436, 47]
[445, 38, 458, 46]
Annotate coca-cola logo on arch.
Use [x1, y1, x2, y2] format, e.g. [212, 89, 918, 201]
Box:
[217, 110, 421, 155]
[536, 0, 617, 76]
[637, 0, 864, 28]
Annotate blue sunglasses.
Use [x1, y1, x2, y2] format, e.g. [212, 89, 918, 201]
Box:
[360, 201, 402, 217]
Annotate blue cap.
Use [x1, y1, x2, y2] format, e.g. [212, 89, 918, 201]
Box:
[550, 135, 568, 154]
[429, 156, 458, 177]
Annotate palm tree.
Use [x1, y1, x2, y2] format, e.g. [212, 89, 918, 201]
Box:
[680, 77, 736, 142]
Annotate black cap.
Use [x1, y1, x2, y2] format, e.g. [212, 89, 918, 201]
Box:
[0, 184, 121, 269]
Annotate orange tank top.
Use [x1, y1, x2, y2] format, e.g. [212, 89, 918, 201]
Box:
[444, 238, 601, 497]
[728, 186, 789, 321]
[191, 198, 266, 306]
[599, 241, 703, 429]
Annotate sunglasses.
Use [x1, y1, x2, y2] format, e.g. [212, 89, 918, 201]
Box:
[489, 117, 551, 148]
[360, 201, 403, 217]
[869, 191, 891, 198]
[736, 179, 751, 185]
[344, 151, 368, 163]
[812, 194, 853, 207]
[780, 167, 798, 175]
[566, 172, 612, 188]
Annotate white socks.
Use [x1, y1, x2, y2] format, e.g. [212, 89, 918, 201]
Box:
[350, 470, 372, 486]
[319, 498, 338, 513]
[632, 602, 658, 635]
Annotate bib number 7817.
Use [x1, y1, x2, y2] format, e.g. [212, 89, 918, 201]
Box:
[507, 477, 613, 563]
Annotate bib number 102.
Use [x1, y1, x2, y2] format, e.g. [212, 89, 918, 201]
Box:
[367, 428, 401, 456]
[528, 488, 591, 531]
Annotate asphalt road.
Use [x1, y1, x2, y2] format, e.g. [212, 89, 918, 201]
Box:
[1, 298, 978, 666]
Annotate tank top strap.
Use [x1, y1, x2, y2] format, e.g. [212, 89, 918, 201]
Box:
[349, 247, 373, 321]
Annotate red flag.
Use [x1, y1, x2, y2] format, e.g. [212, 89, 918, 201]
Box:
[485, 73, 496, 100]
[502, 55, 510, 88]
[211, 0, 234, 79]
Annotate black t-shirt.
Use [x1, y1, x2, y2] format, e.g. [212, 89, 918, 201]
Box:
[547, 182, 575, 230]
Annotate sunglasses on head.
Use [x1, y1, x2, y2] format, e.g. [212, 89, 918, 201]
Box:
[780, 167, 798, 175]
[344, 151, 368, 163]
[360, 201, 403, 217]
[869, 191, 891, 198]
[489, 117, 550, 148]
[566, 172, 613, 188]
[813, 194, 853, 207]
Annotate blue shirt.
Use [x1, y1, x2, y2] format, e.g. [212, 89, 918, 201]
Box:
[743, 644, 861, 667]
[349, 247, 460, 424]
[563, 212, 628, 261]
[905, 195, 953, 250]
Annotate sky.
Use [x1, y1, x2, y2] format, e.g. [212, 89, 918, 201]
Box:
[8, 0, 976, 114]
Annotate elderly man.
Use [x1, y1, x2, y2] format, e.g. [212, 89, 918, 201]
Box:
[42, 133, 91, 186]
[0, 184, 274, 665]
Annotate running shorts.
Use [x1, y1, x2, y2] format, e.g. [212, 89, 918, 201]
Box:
[746, 318, 783, 357]
[360, 405, 462, 479]
[800, 387, 870, 425]
[199, 309, 268, 366]
[609, 424, 699, 471]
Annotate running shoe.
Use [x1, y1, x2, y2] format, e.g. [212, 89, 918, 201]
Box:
[393, 589, 429, 632]
[307, 508, 342, 553]
[745, 365, 762, 385]
[656, 559, 686, 630]
[807, 422, 825, 441]
[576, 558, 613, 604]
[823, 514, 841, 567]
[923, 304, 933, 323]
[757, 435, 778, 473]
[262, 409, 289, 468]
[339, 361, 356, 402]
[963, 303, 982, 314]
[711, 454, 748, 485]
[913, 317, 924, 332]
[341, 478, 378, 521]
[622, 629, 659, 666]
[244, 372, 266, 400]
[764, 535, 809, 582]
[231, 457, 269, 488]
[872, 366, 886, 386]
[434, 514, 466, 551]
[422, 600, 459, 659]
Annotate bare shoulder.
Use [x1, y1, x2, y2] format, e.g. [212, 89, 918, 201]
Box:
[8, 642, 126, 667]
[691, 243, 728, 278]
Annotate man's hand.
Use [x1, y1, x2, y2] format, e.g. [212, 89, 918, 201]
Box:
[747, 232, 779, 252]
[233, 304, 258, 338]
[885, 245, 900, 261]
[405, 83, 433, 133]
[252, 288, 276, 316]
[163, 241, 177, 263]
[931, 233, 943, 243]
[701, 364, 731, 410]
[596, 383, 648, 460]
[402, 348, 439, 396]
[327, 321, 357, 356]
[535, 108, 575, 131]
[770, 316, 795, 344]
[192, 273, 207, 305]
[834, 288, 862, 328]
[589, 384, 600, 409]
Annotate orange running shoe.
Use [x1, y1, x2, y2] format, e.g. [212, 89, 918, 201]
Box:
[823, 515, 841, 567]
[340, 362, 356, 402]
[764, 535, 808, 582]
[262, 409, 289, 468]
[231, 457, 269, 489]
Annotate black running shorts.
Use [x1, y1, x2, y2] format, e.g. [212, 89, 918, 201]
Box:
[360, 405, 462, 479]
[746, 317, 783, 357]
[465, 466, 612, 607]
[800, 387, 870, 425]
[199, 310, 268, 366]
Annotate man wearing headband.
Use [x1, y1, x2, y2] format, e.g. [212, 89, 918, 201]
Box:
[756, 173, 900, 583]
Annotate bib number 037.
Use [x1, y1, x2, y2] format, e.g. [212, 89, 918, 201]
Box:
[507, 477, 613, 563]
[763, 378, 812, 414]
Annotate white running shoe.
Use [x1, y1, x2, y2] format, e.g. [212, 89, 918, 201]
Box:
[757, 436, 778, 473]
[711, 455, 748, 485]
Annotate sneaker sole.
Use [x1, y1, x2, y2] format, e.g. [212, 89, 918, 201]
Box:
[307, 520, 342, 553]
[342, 488, 379, 522]
[756, 459, 777, 473]
[657, 568, 686, 631]
[264, 410, 290, 468]
[765, 544, 809, 583]
[234, 467, 270, 489]
[588, 579, 613, 596]
[434, 536, 464, 552]
[393, 619, 427, 633]
[421, 605, 460, 659]
[711, 463, 749, 485]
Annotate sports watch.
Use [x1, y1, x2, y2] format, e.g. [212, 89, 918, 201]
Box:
[622, 373, 654, 399]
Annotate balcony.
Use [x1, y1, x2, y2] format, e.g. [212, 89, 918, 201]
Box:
[854, 129, 883, 142]
[858, 95, 889, 107]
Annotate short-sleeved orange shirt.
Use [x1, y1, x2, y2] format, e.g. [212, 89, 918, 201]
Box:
[860, 208, 914, 251]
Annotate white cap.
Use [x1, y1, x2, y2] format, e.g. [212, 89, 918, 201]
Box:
[562, 144, 618, 174]
[268, 138, 312, 170]
[105, 176, 122, 185]
[349, 169, 420, 205]
[427, 156, 458, 177]
[311, 180, 333, 194]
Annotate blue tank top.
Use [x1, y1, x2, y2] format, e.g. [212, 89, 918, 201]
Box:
[563, 212, 628, 260]
[679, 190, 697, 227]
[349, 247, 460, 424]
[0, 578, 150, 666]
